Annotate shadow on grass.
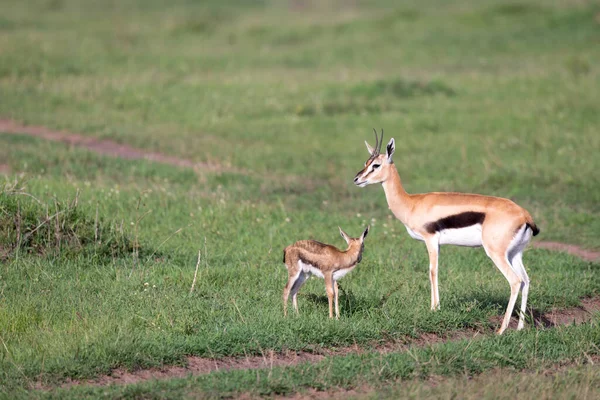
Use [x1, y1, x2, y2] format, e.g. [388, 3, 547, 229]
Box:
[302, 284, 381, 318]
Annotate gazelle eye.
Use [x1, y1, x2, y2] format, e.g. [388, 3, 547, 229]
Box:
[372, 164, 380, 169]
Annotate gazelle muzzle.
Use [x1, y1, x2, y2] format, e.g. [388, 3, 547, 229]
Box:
[354, 170, 368, 187]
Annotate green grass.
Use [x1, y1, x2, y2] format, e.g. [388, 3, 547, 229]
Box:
[368, 364, 600, 400]
[0, 136, 598, 395]
[1, 0, 599, 397]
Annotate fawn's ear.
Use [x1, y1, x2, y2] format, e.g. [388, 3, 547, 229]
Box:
[339, 226, 351, 245]
[361, 225, 370, 240]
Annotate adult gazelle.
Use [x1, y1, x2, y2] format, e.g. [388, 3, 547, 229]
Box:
[354, 129, 539, 334]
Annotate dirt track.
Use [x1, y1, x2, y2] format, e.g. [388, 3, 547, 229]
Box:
[533, 241, 599, 263]
[0, 119, 242, 173]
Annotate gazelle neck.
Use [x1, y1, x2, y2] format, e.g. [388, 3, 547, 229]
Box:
[341, 247, 362, 267]
[342, 244, 363, 266]
[381, 165, 413, 224]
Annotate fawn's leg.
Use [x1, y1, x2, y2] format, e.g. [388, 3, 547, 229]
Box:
[283, 261, 301, 316]
[334, 281, 339, 319]
[324, 273, 334, 319]
[291, 272, 307, 314]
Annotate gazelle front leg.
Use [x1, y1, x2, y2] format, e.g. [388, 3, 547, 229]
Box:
[425, 237, 440, 310]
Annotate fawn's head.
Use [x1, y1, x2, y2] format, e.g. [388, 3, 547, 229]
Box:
[353, 129, 395, 187]
[338, 225, 370, 262]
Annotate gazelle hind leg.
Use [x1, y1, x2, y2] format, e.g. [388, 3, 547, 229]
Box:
[508, 225, 532, 330]
[511, 252, 530, 330]
[484, 247, 522, 335]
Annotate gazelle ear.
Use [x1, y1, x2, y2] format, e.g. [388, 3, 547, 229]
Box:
[365, 141, 375, 156]
[386, 138, 395, 162]
[339, 226, 351, 245]
[361, 225, 370, 240]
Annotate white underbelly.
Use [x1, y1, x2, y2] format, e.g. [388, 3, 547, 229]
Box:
[439, 225, 483, 247]
[299, 260, 324, 278]
[405, 226, 425, 241]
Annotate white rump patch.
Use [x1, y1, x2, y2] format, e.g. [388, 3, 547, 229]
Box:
[507, 224, 532, 263]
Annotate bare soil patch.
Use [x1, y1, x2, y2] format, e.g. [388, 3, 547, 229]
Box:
[534, 241, 600, 263]
[48, 350, 325, 390]
[537, 297, 600, 327]
[40, 296, 600, 391]
[0, 119, 243, 174]
[0, 163, 10, 174]
[490, 296, 600, 331]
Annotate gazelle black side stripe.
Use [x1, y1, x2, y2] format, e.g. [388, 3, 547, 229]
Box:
[424, 212, 486, 234]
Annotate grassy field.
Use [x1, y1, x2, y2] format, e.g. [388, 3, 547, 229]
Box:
[1, 0, 599, 397]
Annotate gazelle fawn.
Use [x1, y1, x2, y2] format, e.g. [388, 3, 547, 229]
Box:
[353, 129, 539, 334]
[283, 226, 369, 319]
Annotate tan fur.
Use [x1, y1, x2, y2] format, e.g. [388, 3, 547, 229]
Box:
[283, 227, 369, 319]
[355, 134, 538, 334]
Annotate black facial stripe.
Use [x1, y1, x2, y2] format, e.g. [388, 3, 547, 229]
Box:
[362, 156, 380, 177]
[424, 212, 486, 234]
[357, 242, 364, 264]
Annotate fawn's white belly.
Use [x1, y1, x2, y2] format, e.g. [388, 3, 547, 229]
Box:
[439, 225, 483, 247]
[333, 266, 355, 280]
[299, 260, 324, 279]
[298, 261, 355, 281]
